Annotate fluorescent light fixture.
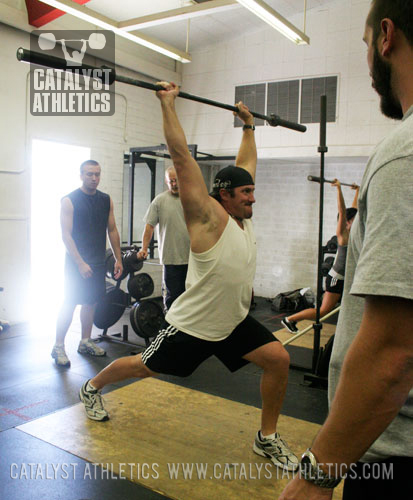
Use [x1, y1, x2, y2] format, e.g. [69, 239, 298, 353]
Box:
[236, 0, 309, 45]
[38, 0, 191, 62]
[119, 0, 240, 32]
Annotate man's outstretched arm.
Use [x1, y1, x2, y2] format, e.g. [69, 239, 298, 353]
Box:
[332, 179, 349, 246]
[156, 82, 213, 227]
[234, 102, 257, 181]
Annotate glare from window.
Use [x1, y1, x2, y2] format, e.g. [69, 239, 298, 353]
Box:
[30, 139, 90, 333]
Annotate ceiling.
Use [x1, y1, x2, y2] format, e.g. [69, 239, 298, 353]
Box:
[50, 0, 336, 53]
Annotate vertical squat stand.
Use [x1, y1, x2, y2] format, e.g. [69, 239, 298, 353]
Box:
[304, 95, 328, 387]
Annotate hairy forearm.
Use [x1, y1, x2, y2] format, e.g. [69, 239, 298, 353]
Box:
[141, 225, 154, 251]
[235, 129, 257, 179]
[312, 324, 413, 472]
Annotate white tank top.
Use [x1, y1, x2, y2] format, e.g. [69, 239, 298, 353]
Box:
[165, 216, 256, 341]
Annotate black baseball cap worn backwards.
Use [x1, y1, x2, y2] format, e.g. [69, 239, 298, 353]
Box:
[212, 165, 254, 191]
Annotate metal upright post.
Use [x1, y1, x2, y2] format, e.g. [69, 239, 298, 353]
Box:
[313, 95, 328, 371]
[127, 153, 136, 246]
[304, 95, 328, 387]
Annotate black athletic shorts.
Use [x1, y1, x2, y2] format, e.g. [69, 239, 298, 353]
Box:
[64, 257, 106, 305]
[325, 273, 344, 296]
[141, 314, 278, 377]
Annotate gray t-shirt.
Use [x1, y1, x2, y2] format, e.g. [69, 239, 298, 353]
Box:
[329, 105, 413, 462]
[144, 190, 190, 265]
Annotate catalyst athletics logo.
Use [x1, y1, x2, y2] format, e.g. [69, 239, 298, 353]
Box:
[29, 30, 115, 116]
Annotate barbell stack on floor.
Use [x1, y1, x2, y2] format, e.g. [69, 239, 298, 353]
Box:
[95, 251, 165, 344]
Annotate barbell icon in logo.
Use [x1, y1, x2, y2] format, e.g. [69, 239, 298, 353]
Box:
[38, 32, 106, 51]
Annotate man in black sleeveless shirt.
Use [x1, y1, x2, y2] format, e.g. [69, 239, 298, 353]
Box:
[51, 160, 123, 367]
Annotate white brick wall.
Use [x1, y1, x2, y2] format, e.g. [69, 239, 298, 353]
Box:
[252, 159, 365, 298]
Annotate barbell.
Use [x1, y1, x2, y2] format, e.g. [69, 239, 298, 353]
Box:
[16, 47, 307, 132]
[308, 175, 357, 188]
[38, 33, 106, 51]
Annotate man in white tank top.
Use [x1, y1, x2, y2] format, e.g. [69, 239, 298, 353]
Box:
[79, 83, 298, 472]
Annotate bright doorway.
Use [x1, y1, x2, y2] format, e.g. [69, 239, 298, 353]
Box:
[30, 139, 90, 332]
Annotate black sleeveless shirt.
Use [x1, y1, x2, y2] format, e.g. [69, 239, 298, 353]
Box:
[66, 188, 110, 265]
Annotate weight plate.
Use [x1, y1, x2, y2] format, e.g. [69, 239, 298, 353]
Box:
[123, 250, 144, 274]
[129, 300, 164, 339]
[94, 284, 127, 329]
[127, 273, 154, 299]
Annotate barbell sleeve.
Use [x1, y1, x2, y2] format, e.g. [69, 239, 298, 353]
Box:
[308, 175, 355, 188]
[17, 47, 306, 132]
[16, 47, 116, 84]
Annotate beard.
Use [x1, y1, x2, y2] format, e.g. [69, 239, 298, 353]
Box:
[243, 205, 253, 219]
[371, 46, 403, 120]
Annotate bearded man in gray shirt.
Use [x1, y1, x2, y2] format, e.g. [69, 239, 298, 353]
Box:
[280, 1, 413, 499]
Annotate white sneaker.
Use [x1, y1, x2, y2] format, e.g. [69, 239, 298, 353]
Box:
[51, 345, 71, 367]
[79, 380, 109, 421]
[253, 431, 299, 471]
[78, 339, 106, 357]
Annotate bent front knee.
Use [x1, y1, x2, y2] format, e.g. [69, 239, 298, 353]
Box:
[277, 345, 290, 369]
[133, 354, 157, 378]
[264, 343, 290, 372]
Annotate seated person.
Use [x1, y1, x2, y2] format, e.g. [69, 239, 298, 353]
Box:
[282, 180, 359, 333]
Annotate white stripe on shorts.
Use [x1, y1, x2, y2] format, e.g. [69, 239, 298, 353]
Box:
[141, 324, 178, 365]
[330, 276, 338, 287]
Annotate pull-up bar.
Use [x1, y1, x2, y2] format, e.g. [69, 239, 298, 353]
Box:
[308, 175, 356, 188]
[16, 47, 307, 133]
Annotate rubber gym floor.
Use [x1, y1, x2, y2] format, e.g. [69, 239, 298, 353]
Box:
[0, 297, 337, 500]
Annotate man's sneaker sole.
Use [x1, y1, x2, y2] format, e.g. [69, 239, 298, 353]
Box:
[51, 350, 71, 367]
[52, 359, 71, 367]
[77, 344, 106, 357]
[52, 358, 71, 367]
[281, 319, 298, 334]
[79, 382, 109, 422]
[253, 436, 299, 472]
[253, 443, 298, 471]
